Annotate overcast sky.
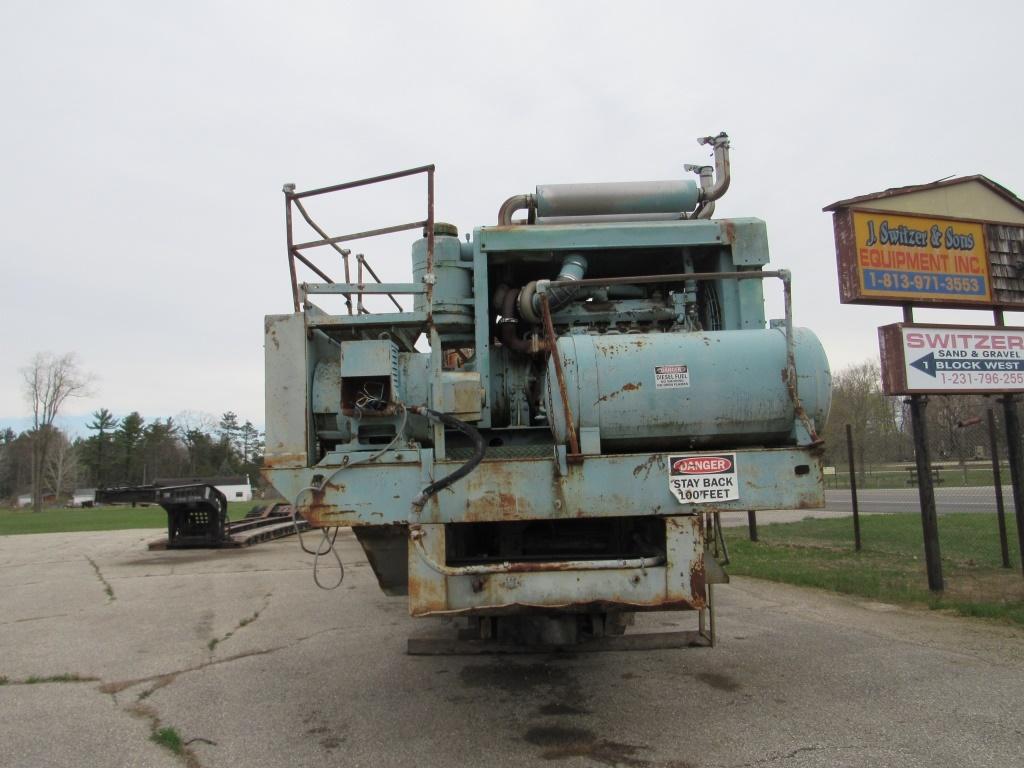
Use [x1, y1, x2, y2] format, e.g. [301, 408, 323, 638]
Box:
[3, 1, 1023, 434]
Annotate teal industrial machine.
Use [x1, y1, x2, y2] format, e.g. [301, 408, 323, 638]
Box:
[264, 133, 831, 649]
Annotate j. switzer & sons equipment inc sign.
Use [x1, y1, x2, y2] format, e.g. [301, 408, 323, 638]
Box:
[835, 210, 991, 306]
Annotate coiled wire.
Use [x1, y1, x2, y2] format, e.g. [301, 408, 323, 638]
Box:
[293, 401, 408, 590]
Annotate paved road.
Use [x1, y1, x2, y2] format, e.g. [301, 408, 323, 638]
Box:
[824, 487, 1014, 516]
[2, 529, 1023, 768]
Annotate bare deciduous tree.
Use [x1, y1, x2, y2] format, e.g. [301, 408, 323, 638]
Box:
[21, 353, 92, 512]
[824, 359, 904, 478]
[45, 430, 79, 498]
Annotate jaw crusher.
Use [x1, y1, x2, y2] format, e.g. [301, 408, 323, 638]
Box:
[264, 133, 831, 647]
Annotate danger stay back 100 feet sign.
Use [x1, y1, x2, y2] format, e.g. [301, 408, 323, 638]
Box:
[668, 453, 739, 504]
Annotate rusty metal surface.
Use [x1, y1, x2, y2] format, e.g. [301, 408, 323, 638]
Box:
[292, 196, 354, 313]
[291, 164, 435, 199]
[539, 292, 581, 460]
[262, 314, 310, 471]
[832, 208, 863, 306]
[293, 221, 426, 252]
[284, 186, 299, 312]
[542, 269, 784, 290]
[292, 251, 335, 285]
[283, 164, 435, 314]
[406, 629, 710, 655]
[878, 322, 909, 394]
[270, 446, 825, 527]
[407, 515, 705, 617]
[426, 166, 434, 312]
[356, 253, 403, 312]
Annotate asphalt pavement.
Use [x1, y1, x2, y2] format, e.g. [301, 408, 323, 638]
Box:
[1, 529, 1023, 768]
[824, 487, 1012, 515]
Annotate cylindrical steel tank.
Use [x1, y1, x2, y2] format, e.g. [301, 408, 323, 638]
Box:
[411, 231, 473, 328]
[543, 329, 831, 451]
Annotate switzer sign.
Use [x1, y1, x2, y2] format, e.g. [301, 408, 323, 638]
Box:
[878, 323, 1024, 394]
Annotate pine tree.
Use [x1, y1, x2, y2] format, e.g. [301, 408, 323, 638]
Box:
[115, 412, 146, 485]
[86, 408, 117, 487]
[217, 412, 242, 472]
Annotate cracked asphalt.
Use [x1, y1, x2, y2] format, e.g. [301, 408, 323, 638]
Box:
[1, 529, 1023, 768]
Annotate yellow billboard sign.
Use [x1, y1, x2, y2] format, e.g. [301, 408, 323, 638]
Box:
[849, 211, 990, 303]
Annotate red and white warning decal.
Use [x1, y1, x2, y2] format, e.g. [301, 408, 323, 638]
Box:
[668, 453, 739, 504]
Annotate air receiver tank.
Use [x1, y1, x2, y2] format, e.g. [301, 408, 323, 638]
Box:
[543, 329, 831, 451]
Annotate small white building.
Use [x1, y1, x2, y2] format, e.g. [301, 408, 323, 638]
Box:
[215, 476, 253, 502]
[16, 492, 57, 508]
[69, 489, 97, 508]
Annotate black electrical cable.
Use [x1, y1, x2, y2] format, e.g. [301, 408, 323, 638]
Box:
[409, 407, 486, 515]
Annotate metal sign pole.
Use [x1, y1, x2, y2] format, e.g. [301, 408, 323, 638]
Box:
[991, 308, 1024, 577]
[845, 423, 862, 551]
[908, 395, 944, 590]
[986, 407, 1011, 568]
[999, 395, 1024, 577]
[904, 306, 944, 591]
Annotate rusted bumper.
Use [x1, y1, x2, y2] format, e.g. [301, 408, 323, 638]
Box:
[406, 516, 706, 617]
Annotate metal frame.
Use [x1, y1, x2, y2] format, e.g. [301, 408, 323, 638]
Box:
[284, 165, 435, 314]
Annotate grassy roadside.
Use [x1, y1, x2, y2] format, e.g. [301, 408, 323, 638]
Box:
[0, 502, 263, 536]
[727, 513, 1024, 625]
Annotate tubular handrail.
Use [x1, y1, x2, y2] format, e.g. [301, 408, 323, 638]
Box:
[283, 165, 435, 314]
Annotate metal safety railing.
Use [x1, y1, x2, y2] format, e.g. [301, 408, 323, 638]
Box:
[283, 165, 435, 314]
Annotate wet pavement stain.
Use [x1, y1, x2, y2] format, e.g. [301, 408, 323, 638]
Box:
[459, 661, 576, 693]
[537, 701, 591, 716]
[695, 672, 740, 691]
[319, 736, 342, 751]
[522, 725, 658, 767]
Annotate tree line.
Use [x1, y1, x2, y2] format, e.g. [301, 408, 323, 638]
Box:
[822, 358, 1016, 476]
[3, 352, 263, 510]
[0, 409, 264, 504]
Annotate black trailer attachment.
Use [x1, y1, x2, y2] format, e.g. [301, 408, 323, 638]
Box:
[95, 484, 307, 549]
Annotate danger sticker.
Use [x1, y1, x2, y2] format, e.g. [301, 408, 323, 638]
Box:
[655, 364, 689, 389]
[668, 453, 739, 504]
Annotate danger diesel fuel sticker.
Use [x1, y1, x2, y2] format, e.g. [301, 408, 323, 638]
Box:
[668, 453, 739, 504]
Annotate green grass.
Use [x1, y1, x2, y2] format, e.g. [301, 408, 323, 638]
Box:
[0, 501, 262, 536]
[22, 673, 97, 684]
[729, 513, 1024, 625]
[150, 727, 184, 755]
